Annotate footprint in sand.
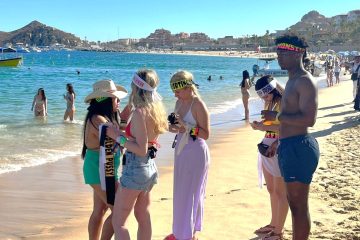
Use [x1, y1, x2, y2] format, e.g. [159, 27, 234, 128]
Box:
[313, 221, 324, 227]
[348, 216, 358, 221]
[160, 197, 171, 201]
[332, 208, 348, 214]
[225, 188, 242, 194]
[344, 205, 358, 211]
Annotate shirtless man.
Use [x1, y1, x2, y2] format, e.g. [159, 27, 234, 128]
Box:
[261, 34, 320, 240]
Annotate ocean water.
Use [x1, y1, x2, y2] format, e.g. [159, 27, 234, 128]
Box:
[0, 51, 287, 174]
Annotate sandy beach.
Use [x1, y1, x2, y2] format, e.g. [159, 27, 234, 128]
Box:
[0, 76, 359, 239]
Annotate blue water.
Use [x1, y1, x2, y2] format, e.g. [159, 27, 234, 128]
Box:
[0, 51, 285, 174]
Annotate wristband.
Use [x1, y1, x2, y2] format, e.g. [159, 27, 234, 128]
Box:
[276, 112, 281, 122]
[190, 127, 199, 136]
[116, 135, 128, 147]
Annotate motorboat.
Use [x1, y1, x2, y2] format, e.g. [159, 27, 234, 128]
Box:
[0, 47, 23, 67]
[0, 57, 22, 67]
[253, 57, 288, 78]
[15, 46, 30, 53]
[1, 47, 17, 53]
[30, 46, 42, 53]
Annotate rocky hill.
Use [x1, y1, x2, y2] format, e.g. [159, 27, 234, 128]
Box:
[283, 10, 360, 49]
[289, 11, 331, 32]
[0, 21, 82, 47]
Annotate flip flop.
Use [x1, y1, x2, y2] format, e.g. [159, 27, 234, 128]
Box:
[254, 224, 275, 234]
[164, 234, 176, 240]
[262, 230, 284, 240]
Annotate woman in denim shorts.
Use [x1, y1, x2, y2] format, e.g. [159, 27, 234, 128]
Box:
[106, 69, 168, 239]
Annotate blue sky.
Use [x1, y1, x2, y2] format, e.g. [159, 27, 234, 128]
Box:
[0, 0, 359, 42]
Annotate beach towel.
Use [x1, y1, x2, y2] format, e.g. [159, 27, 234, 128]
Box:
[176, 123, 195, 155]
[99, 124, 116, 205]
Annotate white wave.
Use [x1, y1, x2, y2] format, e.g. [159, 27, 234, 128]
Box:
[63, 119, 84, 125]
[208, 98, 243, 115]
[0, 149, 80, 175]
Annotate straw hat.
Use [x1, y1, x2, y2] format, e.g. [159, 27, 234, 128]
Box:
[84, 79, 128, 103]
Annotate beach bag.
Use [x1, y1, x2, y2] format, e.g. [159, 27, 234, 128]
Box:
[351, 65, 360, 81]
[257, 142, 269, 157]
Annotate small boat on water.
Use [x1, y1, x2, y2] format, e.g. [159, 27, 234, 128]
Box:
[0, 47, 23, 67]
[0, 57, 23, 67]
[253, 57, 288, 78]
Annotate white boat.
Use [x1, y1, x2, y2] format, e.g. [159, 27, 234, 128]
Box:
[15, 43, 30, 53]
[254, 57, 288, 78]
[30, 46, 42, 52]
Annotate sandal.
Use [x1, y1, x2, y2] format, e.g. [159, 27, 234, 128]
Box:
[262, 230, 283, 240]
[254, 224, 275, 234]
[164, 234, 176, 240]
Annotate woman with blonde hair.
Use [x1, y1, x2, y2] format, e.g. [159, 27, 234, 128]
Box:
[165, 70, 210, 240]
[106, 69, 168, 240]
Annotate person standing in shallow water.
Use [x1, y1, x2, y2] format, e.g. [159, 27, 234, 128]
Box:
[165, 70, 210, 240]
[63, 83, 76, 121]
[262, 34, 320, 240]
[31, 88, 47, 117]
[240, 70, 251, 120]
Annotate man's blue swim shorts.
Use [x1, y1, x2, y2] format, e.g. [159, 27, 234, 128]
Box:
[277, 135, 320, 184]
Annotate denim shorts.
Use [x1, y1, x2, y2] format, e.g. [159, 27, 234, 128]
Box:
[277, 135, 320, 184]
[120, 151, 158, 191]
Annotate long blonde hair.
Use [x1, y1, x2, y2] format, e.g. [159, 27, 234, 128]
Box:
[129, 69, 168, 134]
[170, 70, 201, 98]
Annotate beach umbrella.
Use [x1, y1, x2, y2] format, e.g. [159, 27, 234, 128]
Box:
[350, 51, 359, 56]
[337, 51, 349, 56]
[325, 49, 335, 54]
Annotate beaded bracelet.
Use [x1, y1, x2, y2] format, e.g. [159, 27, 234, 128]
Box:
[190, 127, 199, 136]
[116, 135, 128, 147]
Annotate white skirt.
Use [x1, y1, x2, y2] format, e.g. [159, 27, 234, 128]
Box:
[257, 137, 281, 188]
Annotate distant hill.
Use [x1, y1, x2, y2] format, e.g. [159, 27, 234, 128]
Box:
[283, 10, 360, 49]
[0, 31, 10, 41]
[0, 20, 82, 47]
[289, 11, 331, 32]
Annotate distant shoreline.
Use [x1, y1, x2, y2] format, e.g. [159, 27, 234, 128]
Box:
[124, 49, 278, 59]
